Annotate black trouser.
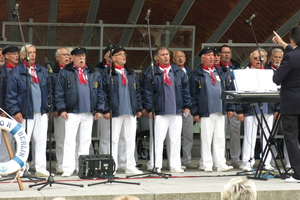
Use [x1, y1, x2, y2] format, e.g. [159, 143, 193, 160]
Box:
[281, 114, 300, 179]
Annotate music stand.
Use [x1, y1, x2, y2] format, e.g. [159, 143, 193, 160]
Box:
[29, 64, 84, 190]
[126, 9, 171, 179]
[88, 45, 140, 186]
[249, 104, 287, 180]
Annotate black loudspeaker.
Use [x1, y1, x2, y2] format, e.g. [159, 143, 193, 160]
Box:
[78, 154, 115, 179]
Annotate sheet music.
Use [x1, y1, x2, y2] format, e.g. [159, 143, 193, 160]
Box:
[233, 69, 278, 92]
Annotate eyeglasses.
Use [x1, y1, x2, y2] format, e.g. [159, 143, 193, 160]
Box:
[60, 53, 70, 57]
[221, 51, 231, 54]
[114, 53, 127, 57]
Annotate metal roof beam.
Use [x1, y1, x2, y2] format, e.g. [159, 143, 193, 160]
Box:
[119, 0, 145, 47]
[265, 9, 300, 43]
[81, 0, 100, 46]
[194, 0, 251, 67]
[47, 0, 59, 63]
[167, 0, 195, 43]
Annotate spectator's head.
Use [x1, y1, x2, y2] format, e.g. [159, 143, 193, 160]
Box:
[221, 177, 257, 200]
[112, 195, 140, 200]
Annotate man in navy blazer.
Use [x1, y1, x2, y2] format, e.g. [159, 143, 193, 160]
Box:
[273, 25, 300, 183]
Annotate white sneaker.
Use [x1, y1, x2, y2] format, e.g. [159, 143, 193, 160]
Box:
[285, 176, 300, 183]
[204, 167, 213, 172]
[170, 168, 184, 173]
[217, 165, 233, 172]
[117, 167, 126, 172]
[264, 164, 274, 170]
[56, 169, 64, 174]
[243, 163, 252, 172]
[125, 168, 143, 174]
[35, 170, 50, 177]
[62, 172, 73, 177]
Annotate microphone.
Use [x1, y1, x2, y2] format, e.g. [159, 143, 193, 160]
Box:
[144, 8, 151, 23]
[12, 2, 20, 17]
[245, 14, 256, 24]
[45, 62, 53, 73]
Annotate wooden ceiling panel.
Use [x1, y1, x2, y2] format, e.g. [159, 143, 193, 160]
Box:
[58, 0, 90, 22]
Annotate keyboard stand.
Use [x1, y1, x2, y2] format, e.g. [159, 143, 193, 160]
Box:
[248, 103, 287, 181]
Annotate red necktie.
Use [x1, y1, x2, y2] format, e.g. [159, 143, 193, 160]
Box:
[114, 65, 127, 85]
[76, 66, 88, 85]
[30, 67, 39, 83]
[202, 65, 216, 85]
[24, 61, 39, 83]
[270, 63, 278, 70]
[221, 61, 231, 67]
[158, 63, 172, 86]
[5, 62, 16, 70]
[59, 63, 65, 69]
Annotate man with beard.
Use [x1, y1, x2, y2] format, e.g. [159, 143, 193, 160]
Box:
[265, 48, 284, 71]
[56, 47, 105, 177]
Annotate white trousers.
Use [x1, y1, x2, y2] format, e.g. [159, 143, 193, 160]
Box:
[62, 113, 93, 173]
[54, 116, 65, 171]
[181, 114, 194, 165]
[23, 113, 48, 172]
[111, 114, 137, 170]
[242, 114, 273, 166]
[99, 117, 127, 168]
[200, 113, 227, 169]
[151, 115, 182, 170]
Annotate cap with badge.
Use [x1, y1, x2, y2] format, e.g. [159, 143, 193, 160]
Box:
[2, 46, 19, 55]
[213, 47, 221, 55]
[103, 42, 116, 56]
[71, 47, 86, 55]
[112, 47, 126, 56]
[198, 47, 214, 57]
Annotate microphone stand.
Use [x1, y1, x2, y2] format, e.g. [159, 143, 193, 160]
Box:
[88, 48, 139, 186]
[247, 20, 264, 69]
[29, 64, 84, 190]
[7, 3, 46, 183]
[126, 12, 171, 179]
